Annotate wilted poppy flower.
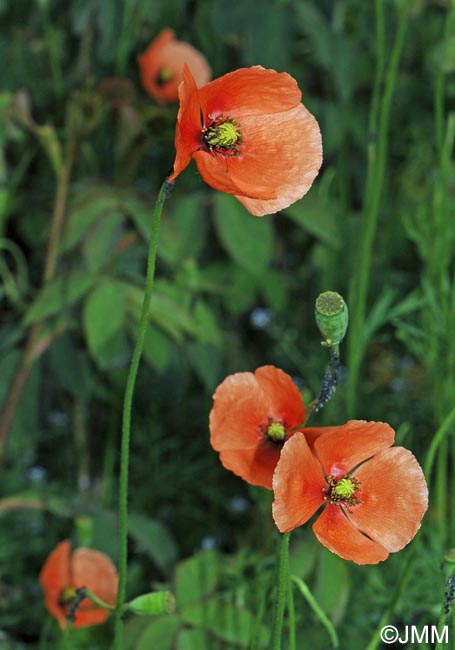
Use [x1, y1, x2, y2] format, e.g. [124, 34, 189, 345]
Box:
[138, 29, 211, 103]
[39, 540, 118, 629]
[272, 422, 428, 564]
[209, 365, 307, 489]
[168, 65, 322, 216]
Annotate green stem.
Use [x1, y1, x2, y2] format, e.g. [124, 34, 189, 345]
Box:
[271, 532, 291, 650]
[287, 575, 296, 650]
[114, 181, 170, 649]
[291, 575, 339, 650]
[346, 1, 409, 417]
[424, 403, 455, 481]
[85, 588, 115, 612]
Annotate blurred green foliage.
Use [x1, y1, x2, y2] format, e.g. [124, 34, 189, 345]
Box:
[0, 0, 454, 648]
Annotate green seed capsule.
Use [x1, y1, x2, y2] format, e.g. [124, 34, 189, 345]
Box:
[315, 291, 348, 345]
[126, 591, 176, 617]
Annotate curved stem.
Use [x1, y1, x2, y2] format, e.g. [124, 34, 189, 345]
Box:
[291, 575, 339, 650]
[114, 181, 170, 649]
[271, 532, 291, 650]
[424, 403, 455, 481]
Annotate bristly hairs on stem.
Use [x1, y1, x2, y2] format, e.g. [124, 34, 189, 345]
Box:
[114, 178, 174, 650]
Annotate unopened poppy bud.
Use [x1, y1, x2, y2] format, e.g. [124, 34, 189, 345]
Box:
[126, 591, 175, 617]
[315, 291, 348, 345]
[444, 549, 455, 564]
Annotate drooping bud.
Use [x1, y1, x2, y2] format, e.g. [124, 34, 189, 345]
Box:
[126, 591, 176, 617]
[315, 291, 348, 345]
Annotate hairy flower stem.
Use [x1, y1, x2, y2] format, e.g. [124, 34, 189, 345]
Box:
[271, 532, 290, 650]
[308, 345, 341, 415]
[114, 180, 171, 649]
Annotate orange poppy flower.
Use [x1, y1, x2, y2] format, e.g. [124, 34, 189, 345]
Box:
[138, 29, 211, 103]
[272, 422, 428, 564]
[39, 540, 118, 629]
[209, 365, 309, 489]
[167, 65, 322, 216]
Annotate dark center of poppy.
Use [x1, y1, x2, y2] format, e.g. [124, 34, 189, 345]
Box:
[156, 67, 174, 86]
[324, 474, 361, 507]
[266, 421, 286, 443]
[201, 115, 243, 156]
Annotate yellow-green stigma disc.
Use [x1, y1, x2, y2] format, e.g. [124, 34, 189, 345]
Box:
[157, 67, 174, 84]
[267, 422, 286, 442]
[202, 117, 242, 153]
[333, 477, 357, 499]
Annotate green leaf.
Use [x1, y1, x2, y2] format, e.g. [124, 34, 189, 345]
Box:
[259, 270, 289, 311]
[174, 550, 219, 610]
[159, 193, 208, 266]
[135, 615, 180, 650]
[180, 599, 269, 647]
[289, 533, 318, 580]
[83, 281, 127, 369]
[176, 627, 215, 650]
[60, 185, 120, 253]
[214, 194, 273, 274]
[314, 548, 350, 625]
[141, 325, 173, 373]
[49, 332, 95, 399]
[82, 210, 124, 272]
[126, 282, 197, 343]
[128, 513, 178, 575]
[188, 343, 222, 393]
[24, 271, 95, 325]
[193, 301, 221, 346]
[285, 196, 340, 248]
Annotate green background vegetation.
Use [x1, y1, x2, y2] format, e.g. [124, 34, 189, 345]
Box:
[1, 0, 454, 648]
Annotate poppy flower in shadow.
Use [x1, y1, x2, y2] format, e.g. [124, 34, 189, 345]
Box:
[138, 29, 211, 104]
[39, 540, 118, 629]
[209, 366, 308, 489]
[168, 65, 322, 216]
[272, 422, 428, 564]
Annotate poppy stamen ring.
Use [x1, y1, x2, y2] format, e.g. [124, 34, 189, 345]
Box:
[201, 115, 243, 156]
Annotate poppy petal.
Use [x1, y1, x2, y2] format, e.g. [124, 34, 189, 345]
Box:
[170, 67, 203, 180]
[39, 540, 71, 629]
[346, 447, 428, 553]
[219, 445, 281, 489]
[301, 426, 339, 449]
[71, 548, 118, 628]
[191, 104, 322, 212]
[313, 505, 389, 564]
[199, 67, 302, 119]
[272, 433, 325, 532]
[192, 150, 277, 198]
[209, 371, 275, 452]
[232, 105, 322, 215]
[313, 420, 395, 478]
[254, 366, 306, 428]
[209, 366, 304, 452]
[138, 30, 211, 103]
